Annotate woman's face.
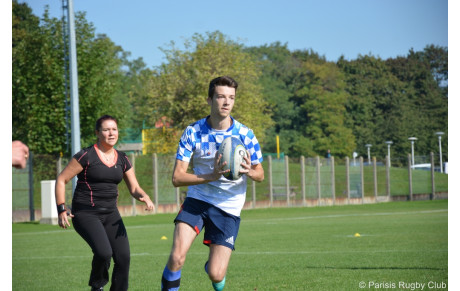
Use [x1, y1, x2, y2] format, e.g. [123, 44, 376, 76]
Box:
[96, 119, 118, 147]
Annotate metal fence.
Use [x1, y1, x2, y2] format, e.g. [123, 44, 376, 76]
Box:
[12, 152, 448, 221]
[12, 161, 33, 220]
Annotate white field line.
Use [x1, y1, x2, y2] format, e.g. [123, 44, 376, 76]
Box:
[12, 209, 447, 236]
[13, 248, 447, 261]
[233, 249, 448, 255]
[246, 209, 447, 224]
[12, 223, 171, 236]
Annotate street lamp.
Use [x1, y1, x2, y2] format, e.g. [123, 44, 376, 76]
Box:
[435, 132, 444, 173]
[408, 137, 417, 166]
[365, 144, 372, 164]
[385, 141, 393, 167]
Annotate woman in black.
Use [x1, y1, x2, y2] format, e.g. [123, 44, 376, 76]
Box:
[55, 115, 154, 291]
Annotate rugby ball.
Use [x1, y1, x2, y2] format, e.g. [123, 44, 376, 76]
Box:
[218, 136, 248, 180]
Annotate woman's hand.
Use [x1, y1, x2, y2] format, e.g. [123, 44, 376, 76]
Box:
[58, 211, 74, 229]
[139, 195, 155, 211]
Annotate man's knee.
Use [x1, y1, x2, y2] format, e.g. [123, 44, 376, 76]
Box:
[208, 270, 225, 283]
[167, 252, 187, 270]
[206, 263, 226, 283]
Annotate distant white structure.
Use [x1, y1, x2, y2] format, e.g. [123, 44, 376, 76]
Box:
[40, 180, 58, 225]
[117, 143, 143, 155]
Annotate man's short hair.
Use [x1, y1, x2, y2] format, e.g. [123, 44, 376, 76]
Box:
[208, 76, 238, 99]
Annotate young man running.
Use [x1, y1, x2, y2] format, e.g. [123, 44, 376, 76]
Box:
[161, 76, 264, 291]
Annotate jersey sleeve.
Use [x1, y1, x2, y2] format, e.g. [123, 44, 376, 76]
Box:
[176, 126, 196, 163]
[243, 129, 263, 165]
[119, 151, 133, 173]
[73, 148, 90, 166]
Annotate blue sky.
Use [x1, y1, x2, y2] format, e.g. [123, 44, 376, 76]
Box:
[18, 0, 448, 69]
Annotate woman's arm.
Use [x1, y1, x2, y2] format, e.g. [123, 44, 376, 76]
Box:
[55, 158, 82, 228]
[123, 168, 154, 211]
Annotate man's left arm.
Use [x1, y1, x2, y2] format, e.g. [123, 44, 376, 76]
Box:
[240, 153, 264, 182]
[247, 162, 264, 182]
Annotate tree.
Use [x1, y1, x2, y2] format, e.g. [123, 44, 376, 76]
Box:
[338, 55, 411, 159]
[294, 59, 356, 157]
[385, 46, 448, 160]
[136, 31, 273, 153]
[244, 43, 302, 155]
[12, 2, 132, 154]
[338, 47, 448, 161]
[13, 2, 68, 153]
[120, 55, 153, 130]
[74, 29, 128, 147]
[246, 44, 355, 157]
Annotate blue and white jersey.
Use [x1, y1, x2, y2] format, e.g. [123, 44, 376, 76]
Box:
[176, 116, 263, 217]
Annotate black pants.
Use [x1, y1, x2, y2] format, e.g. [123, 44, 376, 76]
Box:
[72, 208, 130, 291]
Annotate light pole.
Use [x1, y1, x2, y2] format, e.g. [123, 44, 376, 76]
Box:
[408, 137, 417, 166]
[385, 141, 393, 167]
[435, 132, 444, 173]
[365, 144, 372, 164]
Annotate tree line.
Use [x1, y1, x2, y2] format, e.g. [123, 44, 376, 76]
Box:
[12, 1, 448, 162]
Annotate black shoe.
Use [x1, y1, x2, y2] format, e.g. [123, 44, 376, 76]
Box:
[91, 287, 103, 291]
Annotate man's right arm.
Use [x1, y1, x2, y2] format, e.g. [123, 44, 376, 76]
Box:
[171, 154, 229, 187]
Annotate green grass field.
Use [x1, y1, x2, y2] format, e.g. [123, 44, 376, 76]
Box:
[12, 200, 448, 290]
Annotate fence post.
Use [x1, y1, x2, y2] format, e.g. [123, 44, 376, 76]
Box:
[360, 156, 364, 204]
[131, 153, 137, 216]
[175, 187, 180, 211]
[153, 153, 159, 213]
[386, 155, 391, 198]
[301, 156, 306, 206]
[56, 156, 62, 177]
[316, 156, 321, 205]
[268, 155, 273, 207]
[430, 152, 435, 200]
[373, 157, 378, 199]
[346, 156, 350, 202]
[285, 155, 290, 206]
[28, 152, 34, 221]
[408, 154, 413, 201]
[331, 156, 335, 205]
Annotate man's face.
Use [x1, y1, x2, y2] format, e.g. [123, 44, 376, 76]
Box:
[208, 85, 236, 118]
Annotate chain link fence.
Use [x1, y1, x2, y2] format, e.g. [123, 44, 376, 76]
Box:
[12, 152, 448, 222]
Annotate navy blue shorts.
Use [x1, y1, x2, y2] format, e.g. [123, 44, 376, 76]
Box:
[174, 197, 241, 250]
